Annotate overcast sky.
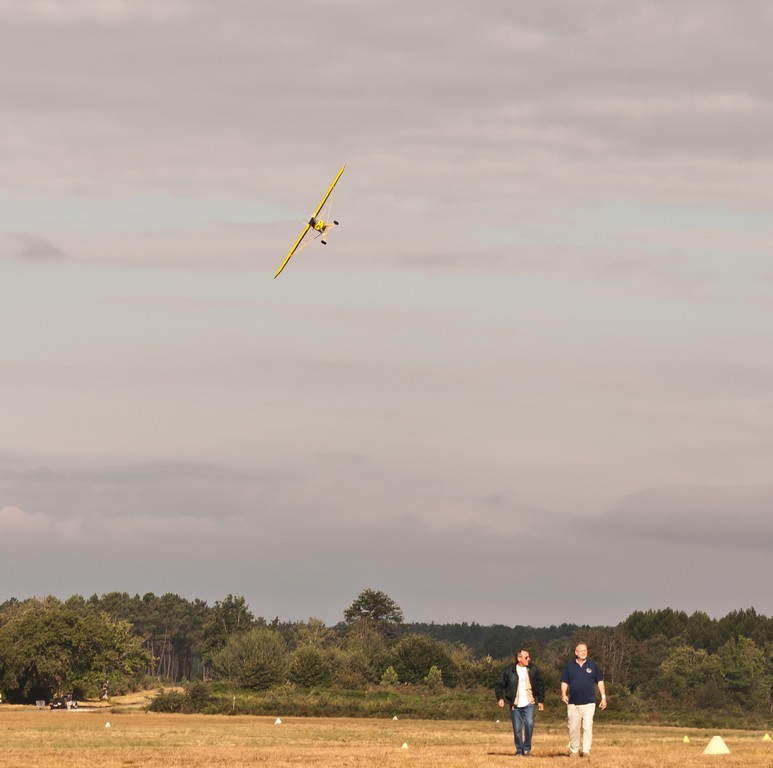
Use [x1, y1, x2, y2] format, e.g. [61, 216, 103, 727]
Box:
[2, 0, 772, 628]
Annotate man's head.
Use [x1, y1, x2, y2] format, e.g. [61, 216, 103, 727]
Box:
[574, 643, 588, 662]
[516, 649, 531, 667]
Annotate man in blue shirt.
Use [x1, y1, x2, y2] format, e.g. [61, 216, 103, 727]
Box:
[559, 642, 607, 758]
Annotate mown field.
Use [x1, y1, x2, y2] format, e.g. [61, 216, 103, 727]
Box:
[0, 708, 770, 767]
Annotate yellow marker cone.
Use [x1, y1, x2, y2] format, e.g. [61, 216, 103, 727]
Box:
[763, 733, 771, 742]
[401, 743, 409, 749]
[683, 736, 691, 743]
[703, 736, 730, 755]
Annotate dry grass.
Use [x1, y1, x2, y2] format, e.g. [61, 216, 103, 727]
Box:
[0, 708, 770, 767]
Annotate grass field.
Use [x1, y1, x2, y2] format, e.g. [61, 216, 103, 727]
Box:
[0, 708, 770, 767]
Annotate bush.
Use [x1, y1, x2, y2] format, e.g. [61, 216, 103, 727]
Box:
[380, 666, 399, 686]
[389, 634, 459, 687]
[148, 689, 186, 713]
[453, 653, 499, 688]
[147, 682, 214, 714]
[694, 679, 725, 709]
[288, 646, 335, 688]
[185, 680, 212, 711]
[331, 649, 375, 689]
[211, 627, 288, 691]
[424, 665, 443, 691]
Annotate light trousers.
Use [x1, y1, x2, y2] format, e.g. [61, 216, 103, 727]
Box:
[567, 703, 596, 755]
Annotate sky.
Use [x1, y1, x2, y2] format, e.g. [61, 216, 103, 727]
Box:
[2, 0, 773, 628]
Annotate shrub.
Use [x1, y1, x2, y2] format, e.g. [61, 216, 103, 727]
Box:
[424, 665, 443, 691]
[211, 627, 288, 691]
[288, 646, 335, 688]
[380, 665, 399, 686]
[389, 634, 459, 687]
[185, 680, 212, 711]
[330, 649, 376, 689]
[148, 689, 186, 713]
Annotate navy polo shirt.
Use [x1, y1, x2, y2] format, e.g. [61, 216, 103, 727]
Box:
[560, 659, 603, 705]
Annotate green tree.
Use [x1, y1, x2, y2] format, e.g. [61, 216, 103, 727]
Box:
[210, 626, 288, 691]
[716, 609, 773, 647]
[343, 589, 404, 638]
[389, 634, 458, 687]
[424, 664, 444, 690]
[288, 645, 334, 688]
[380, 665, 399, 686]
[582, 627, 634, 687]
[658, 644, 719, 703]
[447, 645, 498, 688]
[201, 595, 255, 666]
[278, 618, 333, 651]
[625, 634, 683, 697]
[685, 610, 720, 652]
[339, 619, 390, 683]
[717, 635, 771, 710]
[0, 598, 150, 702]
[621, 608, 688, 642]
[330, 648, 374, 689]
[88, 591, 209, 682]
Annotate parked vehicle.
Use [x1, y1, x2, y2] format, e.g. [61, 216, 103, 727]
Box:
[50, 695, 78, 710]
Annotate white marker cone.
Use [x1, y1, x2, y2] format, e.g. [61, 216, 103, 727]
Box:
[763, 733, 772, 742]
[401, 742, 408, 749]
[393, 715, 398, 720]
[105, 722, 111, 729]
[703, 736, 730, 755]
[274, 717, 282, 725]
[683, 736, 690, 743]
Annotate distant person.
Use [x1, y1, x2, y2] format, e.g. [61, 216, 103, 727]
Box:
[560, 642, 607, 758]
[495, 648, 545, 756]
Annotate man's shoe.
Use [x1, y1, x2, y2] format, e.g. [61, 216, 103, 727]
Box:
[569, 751, 580, 758]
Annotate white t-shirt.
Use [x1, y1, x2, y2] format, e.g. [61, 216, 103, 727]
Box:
[516, 665, 530, 707]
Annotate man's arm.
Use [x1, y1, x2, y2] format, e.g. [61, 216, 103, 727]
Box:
[494, 669, 507, 708]
[533, 667, 545, 712]
[598, 680, 607, 709]
[561, 681, 570, 704]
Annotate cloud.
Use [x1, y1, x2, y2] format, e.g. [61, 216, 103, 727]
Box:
[600, 484, 773, 550]
[0, 504, 53, 535]
[8, 234, 67, 260]
[1, 2, 772, 628]
[0, 0, 184, 23]
[1, 0, 772, 206]
[0, 455, 555, 616]
[2, 456, 772, 625]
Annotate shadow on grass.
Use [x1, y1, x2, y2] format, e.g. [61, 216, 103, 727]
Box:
[488, 749, 572, 758]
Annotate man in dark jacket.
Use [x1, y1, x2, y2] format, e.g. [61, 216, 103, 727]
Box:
[495, 648, 546, 756]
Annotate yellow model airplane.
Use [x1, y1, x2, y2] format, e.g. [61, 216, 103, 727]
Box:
[274, 163, 346, 278]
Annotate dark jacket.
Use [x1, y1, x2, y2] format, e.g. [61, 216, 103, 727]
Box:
[494, 662, 545, 706]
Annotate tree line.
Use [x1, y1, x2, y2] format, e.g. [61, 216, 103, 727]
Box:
[1, 591, 772, 718]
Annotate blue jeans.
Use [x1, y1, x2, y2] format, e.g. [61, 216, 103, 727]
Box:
[510, 703, 535, 754]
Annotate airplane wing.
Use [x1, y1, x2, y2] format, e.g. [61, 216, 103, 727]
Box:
[274, 163, 346, 279]
[274, 222, 312, 279]
[312, 163, 346, 218]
